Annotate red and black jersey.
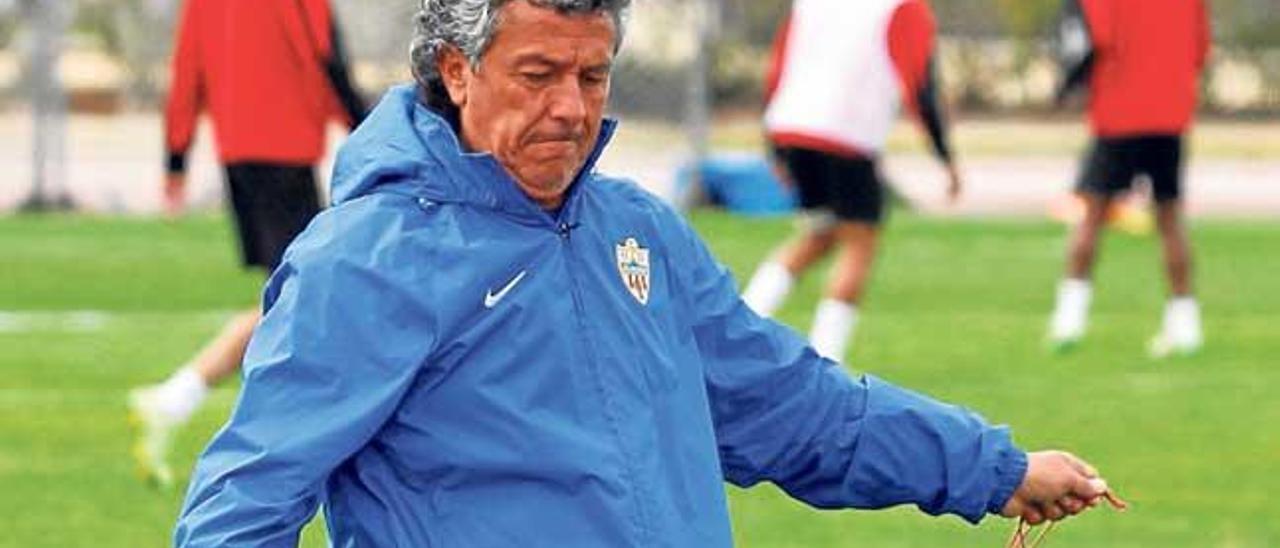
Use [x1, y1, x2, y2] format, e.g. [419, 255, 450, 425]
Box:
[1064, 0, 1210, 136]
[165, 0, 366, 173]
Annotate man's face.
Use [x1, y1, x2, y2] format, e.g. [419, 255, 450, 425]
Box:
[439, 1, 615, 209]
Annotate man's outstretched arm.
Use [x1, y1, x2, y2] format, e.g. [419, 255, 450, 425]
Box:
[668, 208, 1108, 523]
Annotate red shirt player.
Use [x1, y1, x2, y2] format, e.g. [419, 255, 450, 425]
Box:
[164, 0, 366, 266]
[129, 0, 367, 490]
[1048, 0, 1210, 357]
[743, 0, 960, 362]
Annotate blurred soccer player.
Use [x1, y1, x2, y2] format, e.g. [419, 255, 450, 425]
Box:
[742, 0, 961, 362]
[127, 0, 366, 488]
[1047, 0, 1209, 357]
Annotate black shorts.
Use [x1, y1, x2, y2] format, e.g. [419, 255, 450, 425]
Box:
[225, 163, 322, 271]
[1077, 135, 1183, 202]
[776, 146, 884, 225]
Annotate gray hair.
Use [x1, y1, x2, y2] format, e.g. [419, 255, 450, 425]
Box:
[410, 0, 631, 113]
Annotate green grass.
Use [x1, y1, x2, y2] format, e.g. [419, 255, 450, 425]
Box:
[2, 212, 1277, 547]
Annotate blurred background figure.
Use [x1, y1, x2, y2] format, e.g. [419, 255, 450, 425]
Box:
[17, 0, 72, 211]
[1046, 0, 1210, 357]
[741, 0, 961, 362]
[127, 0, 366, 489]
[110, 0, 181, 106]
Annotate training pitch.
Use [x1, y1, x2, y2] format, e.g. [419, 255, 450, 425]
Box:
[1, 212, 1276, 547]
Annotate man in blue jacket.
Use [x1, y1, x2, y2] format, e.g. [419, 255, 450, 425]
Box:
[175, 0, 1112, 545]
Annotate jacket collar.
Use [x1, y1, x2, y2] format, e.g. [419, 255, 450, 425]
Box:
[411, 97, 619, 227]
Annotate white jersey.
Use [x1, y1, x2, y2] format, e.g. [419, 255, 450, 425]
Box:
[764, 0, 908, 156]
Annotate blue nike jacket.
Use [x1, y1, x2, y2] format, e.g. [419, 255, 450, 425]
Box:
[174, 84, 1027, 547]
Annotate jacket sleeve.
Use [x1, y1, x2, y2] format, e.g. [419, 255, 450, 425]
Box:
[163, 0, 203, 174]
[668, 213, 1026, 523]
[174, 213, 436, 547]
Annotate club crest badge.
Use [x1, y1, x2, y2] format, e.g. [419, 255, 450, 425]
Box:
[615, 237, 651, 305]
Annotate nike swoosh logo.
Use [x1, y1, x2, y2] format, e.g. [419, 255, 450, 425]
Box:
[484, 270, 528, 309]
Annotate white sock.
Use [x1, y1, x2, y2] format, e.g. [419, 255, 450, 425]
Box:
[1164, 296, 1203, 347]
[742, 261, 794, 317]
[809, 299, 858, 362]
[151, 367, 209, 424]
[1050, 278, 1092, 340]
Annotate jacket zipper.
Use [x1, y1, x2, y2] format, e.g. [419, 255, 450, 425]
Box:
[557, 222, 653, 545]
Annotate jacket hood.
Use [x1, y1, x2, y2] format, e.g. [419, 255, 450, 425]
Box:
[330, 84, 618, 218]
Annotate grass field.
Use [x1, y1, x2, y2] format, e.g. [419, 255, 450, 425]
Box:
[2, 212, 1277, 547]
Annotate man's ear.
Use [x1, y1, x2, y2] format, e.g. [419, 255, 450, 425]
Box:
[437, 46, 471, 108]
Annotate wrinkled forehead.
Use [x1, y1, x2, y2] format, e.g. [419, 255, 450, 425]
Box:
[492, 0, 623, 51]
[484, 1, 619, 65]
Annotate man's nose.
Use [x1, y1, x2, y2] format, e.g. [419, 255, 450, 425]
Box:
[547, 79, 587, 126]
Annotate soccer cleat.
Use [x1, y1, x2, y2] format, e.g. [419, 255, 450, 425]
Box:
[1150, 298, 1203, 359]
[1046, 315, 1086, 354]
[1047, 280, 1091, 354]
[1148, 332, 1202, 359]
[127, 387, 179, 490]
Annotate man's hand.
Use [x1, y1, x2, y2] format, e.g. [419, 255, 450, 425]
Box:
[1002, 451, 1111, 525]
[944, 162, 963, 204]
[163, 173, 187, 219]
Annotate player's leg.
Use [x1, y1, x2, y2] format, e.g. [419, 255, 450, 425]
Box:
[128, 306, 262, 483]
[777, 218, 838, 274]
[1049, 138, 1131, 349]
[1065, 193, 1112, 281]
[1155, 201, 1193, 297]
[744, 147, 835, 317]
[131, 308, 260, 415]
[1150, 200, 1201, 357]
[807, 155, 882, 362]
[809, 220, 877, 362]
[1145, 136, 1201, 357]
[744, 213, 837, 315]
[128, 163, 322, 487]
[1049, 193, 1109, 348]
[128, 164, 265, 487]
[187, 310, 262, 383]
[129, 163, 325, 485]
[181, 163, 320, 386]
